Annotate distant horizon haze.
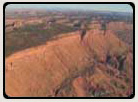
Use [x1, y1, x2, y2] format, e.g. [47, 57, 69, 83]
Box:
[6, 4, 133, 13]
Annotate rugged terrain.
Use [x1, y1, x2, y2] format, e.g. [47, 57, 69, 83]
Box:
[5, 29, 133, 97]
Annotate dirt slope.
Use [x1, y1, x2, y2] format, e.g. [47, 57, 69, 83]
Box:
[5, 29, 131, 97]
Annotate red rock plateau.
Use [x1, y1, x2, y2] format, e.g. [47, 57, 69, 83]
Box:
[5, 29, 133, 97]
[107, 22, 133, 45]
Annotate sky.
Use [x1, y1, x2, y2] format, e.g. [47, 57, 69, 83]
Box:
[6, 4, 133, 12]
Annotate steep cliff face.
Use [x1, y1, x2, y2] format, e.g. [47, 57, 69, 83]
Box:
[107, 22, 133, 45]
[5, 29, 132, 97]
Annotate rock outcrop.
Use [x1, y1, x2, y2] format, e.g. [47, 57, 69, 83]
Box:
[5, 30, 131, 97]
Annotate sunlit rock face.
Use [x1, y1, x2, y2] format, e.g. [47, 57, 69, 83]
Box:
[5, 29, 131, 97]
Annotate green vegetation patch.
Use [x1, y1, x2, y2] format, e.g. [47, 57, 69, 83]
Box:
[5, 23, 76, 57]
